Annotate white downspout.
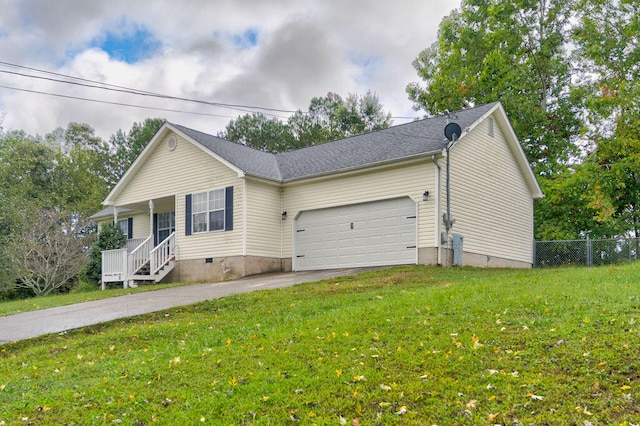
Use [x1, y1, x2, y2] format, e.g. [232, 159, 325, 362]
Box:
[431, 155, 442, 266]
[242, 180, 247, 256]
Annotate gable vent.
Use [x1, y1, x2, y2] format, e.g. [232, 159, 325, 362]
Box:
[167, 136, 177, 151]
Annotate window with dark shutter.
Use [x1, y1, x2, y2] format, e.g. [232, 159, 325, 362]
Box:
[225, 186, 233, 231]
[186, 186, 234, 234]
[185, 194, 192, 236]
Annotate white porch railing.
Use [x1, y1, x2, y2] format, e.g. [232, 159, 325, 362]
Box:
[101, 234, 176, 289]
[150, 232, 176, 275]
[126, 238, 147, 252]
[101, 248, 128, 290]
[128, 236, 152, 276]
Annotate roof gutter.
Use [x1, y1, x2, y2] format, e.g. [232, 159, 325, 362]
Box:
[278, 150, 444, 185]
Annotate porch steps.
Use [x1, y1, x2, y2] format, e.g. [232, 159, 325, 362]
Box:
[102, 232, 176, 290]
[128, 260, 175, 287]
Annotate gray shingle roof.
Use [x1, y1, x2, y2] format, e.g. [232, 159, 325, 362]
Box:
[171, 102, 498, 183]
[89, 206, 136, 220]
[171, 124, 283, 180]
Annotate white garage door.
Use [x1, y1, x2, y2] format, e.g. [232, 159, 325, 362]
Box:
[294, 197, 417, 271]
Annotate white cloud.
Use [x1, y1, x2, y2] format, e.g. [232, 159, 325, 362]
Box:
[0, 0, 460, 139]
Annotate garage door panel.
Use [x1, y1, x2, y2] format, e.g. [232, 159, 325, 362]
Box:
[295, 197, 417, 270]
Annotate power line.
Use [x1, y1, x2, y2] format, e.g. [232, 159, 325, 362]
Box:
[0, 60, 423, 122]
[0, 84, 241, 119]
[0, 60, 300, 116]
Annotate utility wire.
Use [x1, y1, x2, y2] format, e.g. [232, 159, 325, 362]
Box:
[0, 60, 422, 122]
[0, 60, 299, 115]
[0, 84, 241, 119]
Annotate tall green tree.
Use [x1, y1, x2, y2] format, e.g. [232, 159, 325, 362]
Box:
[289, 91, 392, 145]
[407, 0, 581, 176]
[0, 131, 57, 294]
[534, 165, 617, 240]
[219, 112, 298, 153]
[221, 92, 392, 153]
[46, 123, 114, 218]
[573, 0, 640, 237]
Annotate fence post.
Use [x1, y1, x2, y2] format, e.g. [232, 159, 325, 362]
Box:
[586, 236, 592, 267]
[532, 240, 537, 268]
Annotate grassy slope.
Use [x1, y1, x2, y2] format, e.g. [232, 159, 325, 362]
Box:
[1, 264, 639, 425]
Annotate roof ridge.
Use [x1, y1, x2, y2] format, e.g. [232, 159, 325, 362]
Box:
[169, 102, 500, 182]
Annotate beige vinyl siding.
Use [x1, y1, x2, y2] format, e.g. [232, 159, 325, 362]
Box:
[244, 179, 283, 258]
[112, 134, 244, 261]
[114, 135, 240, 205]
[130, 213, 150, 240]
[281, 161, 436, 258]
[95, 212, 148, 239]
[448, 114, 534, 263]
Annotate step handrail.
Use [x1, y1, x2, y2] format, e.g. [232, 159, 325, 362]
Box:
[150, 232, 176, 275]
[128, 235, 152, 275]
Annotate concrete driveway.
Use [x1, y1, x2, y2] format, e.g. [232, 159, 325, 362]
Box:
[0, 268, 372, 344]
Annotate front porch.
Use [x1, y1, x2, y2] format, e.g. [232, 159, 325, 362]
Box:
[98, 197, 177, 289]
[101, 232, 176, 289]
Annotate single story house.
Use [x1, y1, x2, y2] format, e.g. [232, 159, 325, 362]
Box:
[91, 102, 543, 286]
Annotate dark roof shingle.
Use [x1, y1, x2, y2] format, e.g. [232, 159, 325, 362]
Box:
[171, 102, 497, 182]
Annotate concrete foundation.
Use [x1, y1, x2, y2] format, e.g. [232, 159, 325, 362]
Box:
[461, 250, 532, 268]
[170, 255, 285, 283]
[417, 247, 439, 266]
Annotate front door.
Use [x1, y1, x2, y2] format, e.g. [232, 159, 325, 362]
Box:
[156, 211, 175, 245]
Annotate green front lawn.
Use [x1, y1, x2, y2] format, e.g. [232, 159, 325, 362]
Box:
[1, 263, 639, 425]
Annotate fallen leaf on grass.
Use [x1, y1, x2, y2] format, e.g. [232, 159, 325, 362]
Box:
[472, 335, 484, 350]
[575, 406, 593, 416]
[380, 384, 391, 391]
[526, 393, 544, 400]
[395, 406, 407, 415]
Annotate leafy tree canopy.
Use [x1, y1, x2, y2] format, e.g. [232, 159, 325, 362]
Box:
[220, 91, 392, 153]
[407, 0, 581, 176]
[409, 0, 640, 239]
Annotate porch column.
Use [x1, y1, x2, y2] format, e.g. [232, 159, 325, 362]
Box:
[113, 206, 118, 224]
[148, 200, 154, 237]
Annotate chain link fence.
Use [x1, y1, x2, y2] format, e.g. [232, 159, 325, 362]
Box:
[534, 237, 640, 268]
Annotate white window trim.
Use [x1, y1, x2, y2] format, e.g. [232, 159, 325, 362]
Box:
[192, 188, 226, 234]
[117, 218, 129, 239]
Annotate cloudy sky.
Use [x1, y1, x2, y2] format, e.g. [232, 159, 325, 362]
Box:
[0, 0, 460, 140]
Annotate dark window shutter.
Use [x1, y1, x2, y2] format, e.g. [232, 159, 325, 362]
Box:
[127, 218, 133, 239]
[225, 186, 233, 231]
[153, 213, 158, 246]
[185, 194, 192, 236]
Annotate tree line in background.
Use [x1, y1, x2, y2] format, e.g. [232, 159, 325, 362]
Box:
[0, 0, 637, 299]
[0, 119, 164, 298]
[408, 0, 639, 240]
[219, 91, 392, 152]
